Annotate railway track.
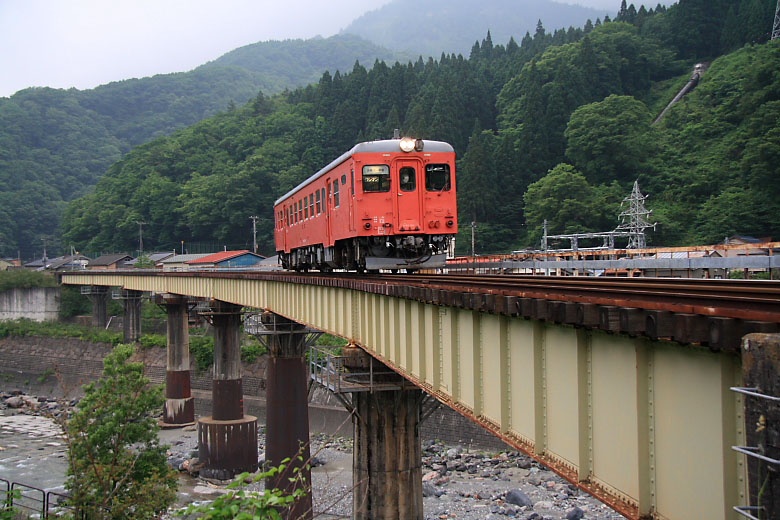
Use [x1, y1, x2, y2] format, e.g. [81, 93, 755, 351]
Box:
[133, 270, 780, 324]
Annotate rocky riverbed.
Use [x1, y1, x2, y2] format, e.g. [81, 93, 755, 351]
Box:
[1, 391, 624, 519]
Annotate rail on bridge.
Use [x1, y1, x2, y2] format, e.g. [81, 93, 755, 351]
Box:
[59, 270, 780, 520]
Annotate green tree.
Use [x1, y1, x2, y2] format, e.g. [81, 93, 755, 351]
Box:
[63, 344, 177, 519]
[564, 95, 653, 183]
[523, 164, 610, 245]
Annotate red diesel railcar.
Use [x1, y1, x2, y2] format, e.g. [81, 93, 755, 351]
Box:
[274, 137, 458, 271]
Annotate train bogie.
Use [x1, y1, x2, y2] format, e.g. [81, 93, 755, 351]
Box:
[274, 138, 458, 272]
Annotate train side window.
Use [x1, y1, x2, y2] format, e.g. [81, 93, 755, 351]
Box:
[425, 164, 451, 191]
[333, 180, 340, 208]
[309, 193, 314, 217]
[285, 207, 289, 226]
[351, 169, 355, 195]
[316, 190, 321, 213]
[304, 196, 309, 219]
[341, 174, 346, 185]
[399, 166, 416, 191]
[321, 188, 326, 210]
[362, 165, 391, 192]
[298, 200, 302, 222]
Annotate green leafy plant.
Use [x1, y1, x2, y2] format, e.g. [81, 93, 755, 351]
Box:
[179, 461, 307, 520]
[240, 339, 267, 363]
[62, 344, 177, 519]
[0, 270, 57, 292]
[0, 488, 20, 520]
[137, 333, 167, 349]
[189, 335, 215, 372]
[0, 318, 122, 344]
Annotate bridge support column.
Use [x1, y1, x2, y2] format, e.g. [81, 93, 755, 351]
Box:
[198, 301, 257, 480]
[121, 289, 143, 343]
[352, 389, 424, 519]
[340, 347, 424, 520]
[160, 296, 194, 427]
[87, 286, 108, 328]
[739, 333, 780, 519]
[263, 312, 313, 520]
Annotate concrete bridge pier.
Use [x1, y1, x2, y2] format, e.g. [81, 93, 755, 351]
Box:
[343, 349, 425, 520]
[86, 286, 108, 328]
[121, 289, 143, 343]
[159, 296, 194, 426]
[739, 333, 780, 519]
[263, 312, 313, 520]
[198, 300, 257, 479]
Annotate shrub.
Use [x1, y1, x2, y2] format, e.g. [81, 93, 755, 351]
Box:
[63, 344, 177, 519]
[138, 333, 167, 349]
[0, 270, 57, 292]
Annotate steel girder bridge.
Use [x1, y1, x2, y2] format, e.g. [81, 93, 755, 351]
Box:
[60, 270, 780, 520]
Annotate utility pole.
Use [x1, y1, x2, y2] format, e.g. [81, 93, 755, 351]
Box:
[249, 216, 259, 253]
[41, 237, 47, 262]
[470, 221, 476, 257]
[136, 221, 146, 255]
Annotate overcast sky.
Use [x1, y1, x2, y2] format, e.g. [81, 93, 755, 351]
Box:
[0, 0, 651, 98]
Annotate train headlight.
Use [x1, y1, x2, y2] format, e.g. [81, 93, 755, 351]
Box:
[399, 137, 415, 153]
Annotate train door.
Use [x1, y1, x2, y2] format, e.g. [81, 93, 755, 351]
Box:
[393, 158, 423, 232]
[325, 180, 333, 245]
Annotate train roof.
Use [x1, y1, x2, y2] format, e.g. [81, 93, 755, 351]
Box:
[274, 139, 454, 205]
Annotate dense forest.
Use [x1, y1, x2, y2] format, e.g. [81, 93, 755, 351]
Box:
[0, 34, 405, 259]
[57, 0, 780, 258]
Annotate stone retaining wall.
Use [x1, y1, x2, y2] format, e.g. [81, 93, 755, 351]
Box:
[0, 335, 508, 450]
[0, 287, 60, 322]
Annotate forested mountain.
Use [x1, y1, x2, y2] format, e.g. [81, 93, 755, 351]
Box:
[0, 34, 405, 259]
[60, 0, 780, 257]
[343, 0, 609, 57]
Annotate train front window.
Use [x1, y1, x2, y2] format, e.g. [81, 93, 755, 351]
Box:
[426, 164, 451, 191]
[362, 165, 391, 193]
[399, 166, 416, 192]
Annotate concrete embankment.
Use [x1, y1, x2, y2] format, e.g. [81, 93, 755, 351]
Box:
[0, 287, 60, 322]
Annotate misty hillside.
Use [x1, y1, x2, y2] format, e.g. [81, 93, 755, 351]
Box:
[0, 33, 407, 258]
[343, 0, 610, 56]
[203, 34, 411, 89]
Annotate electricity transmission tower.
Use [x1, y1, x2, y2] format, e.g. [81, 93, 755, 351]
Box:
[614, 181, 656, 249]
[773, 0, 780, 40]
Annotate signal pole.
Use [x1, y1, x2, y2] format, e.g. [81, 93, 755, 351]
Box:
[249, 216, 259, 253]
